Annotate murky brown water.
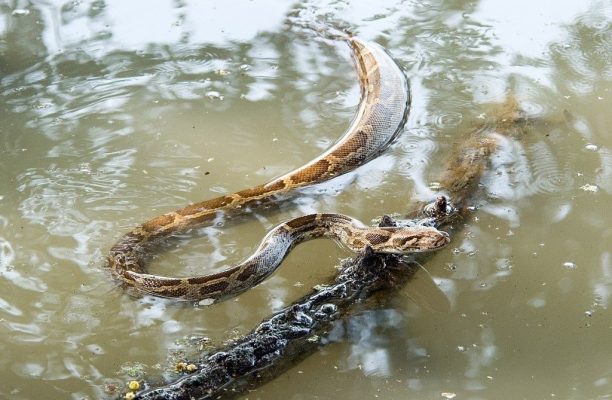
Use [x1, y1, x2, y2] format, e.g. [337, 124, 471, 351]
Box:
[1, 1, 611, 399]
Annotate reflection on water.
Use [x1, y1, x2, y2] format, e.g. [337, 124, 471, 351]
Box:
[1, 0, 611, 399]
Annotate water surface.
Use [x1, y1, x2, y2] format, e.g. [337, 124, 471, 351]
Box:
[1, 1, 611, 399]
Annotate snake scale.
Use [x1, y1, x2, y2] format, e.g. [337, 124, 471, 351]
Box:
[108, 37, 450, 301]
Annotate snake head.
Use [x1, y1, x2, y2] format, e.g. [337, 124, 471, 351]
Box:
[379, 226, 450, 254]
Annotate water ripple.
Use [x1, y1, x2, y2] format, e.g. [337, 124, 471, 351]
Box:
[596, 147, 612, 194]
[0, 296, 22, 317]
[526, 141, 574, 194]
[0, 237, 15, 269]
[398, 130, 441, 200]
[484, 134, 574, 200]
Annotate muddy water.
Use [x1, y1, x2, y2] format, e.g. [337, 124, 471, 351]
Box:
[1, 1, 611, 399]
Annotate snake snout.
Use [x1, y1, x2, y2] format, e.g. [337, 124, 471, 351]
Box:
[411, 228, 450, 253]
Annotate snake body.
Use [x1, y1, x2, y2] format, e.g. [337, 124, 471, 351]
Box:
[109, 37, 449, 301]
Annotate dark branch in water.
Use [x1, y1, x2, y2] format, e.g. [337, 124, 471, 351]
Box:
[130, 96, 529, 400]
[136, 251, 415, 400]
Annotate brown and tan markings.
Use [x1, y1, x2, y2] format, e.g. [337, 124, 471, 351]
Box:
[108, 37, 450, 301]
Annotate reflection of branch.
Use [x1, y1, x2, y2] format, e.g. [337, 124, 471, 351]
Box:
[132, 97, 527, 400]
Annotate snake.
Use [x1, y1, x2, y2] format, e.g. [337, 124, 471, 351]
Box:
[108, 37, 450, 302]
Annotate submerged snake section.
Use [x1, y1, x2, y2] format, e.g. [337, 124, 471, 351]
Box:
[108, 37, 447, 301]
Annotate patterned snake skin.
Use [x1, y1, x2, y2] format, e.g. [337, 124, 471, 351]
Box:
[108, 37, 449, 301]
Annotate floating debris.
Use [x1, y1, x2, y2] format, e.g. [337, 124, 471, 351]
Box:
[124, 380, 141, 400]
[198, 298, 215, 306]
[306, 335, 319, 343]
[12, 9, 30, 16]
[175, 362, 188, 372]
[579, 184, 598, 192]
[104, 383, 119, 395]
[206, 91, 224, 100]
[175, 361, 198, 373]
[563, 261, 577, 270]
[119, 362, 146, 378]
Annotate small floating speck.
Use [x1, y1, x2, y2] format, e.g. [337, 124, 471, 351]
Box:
[127, 381, 140, 391]
[441, 392, 457, 399]
[306, 335, 319, 343]
[206, 91, 224, 100]
[429, 181, 442, 190]
[580, 184, 598, 192]
[79, 163, 92, 174]
[34, 102, 52, 109]
[584, 310, 593, 317]
[104, 383, 119, 394]
[563, 261, 577, 270]
[207, 158, 215, 162]
[456, 345, 465, 352]
[216, 69, 231, 76]
[12, 9, 30, 16]
[239, 64, 251, 71]
[585, 143, 598, 151]
[198, 298, 215, 306]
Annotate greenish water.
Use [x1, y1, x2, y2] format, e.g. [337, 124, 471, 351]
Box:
[1, 1, 611, 399]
